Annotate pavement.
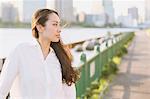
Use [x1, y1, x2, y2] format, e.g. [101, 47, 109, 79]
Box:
[103, 30, 150, 99]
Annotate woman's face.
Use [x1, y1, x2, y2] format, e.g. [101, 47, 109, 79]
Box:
[41, 13, 61, 42]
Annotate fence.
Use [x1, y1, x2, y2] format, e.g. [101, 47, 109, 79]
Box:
[76, 32, 134, 98]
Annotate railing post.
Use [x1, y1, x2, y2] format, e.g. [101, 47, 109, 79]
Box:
[94, 45, 101, 78]
[80, 52, 87, 98]
[80, 52, 86, 62]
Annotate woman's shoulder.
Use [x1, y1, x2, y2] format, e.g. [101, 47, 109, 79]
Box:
[10, 41, 36, 55]
[6, 41, 36, 59]
[15, 41, 35, 50]
[6, 42, 31, 58]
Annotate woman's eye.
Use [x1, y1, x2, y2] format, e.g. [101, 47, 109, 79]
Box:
[53, 24, 58, 26]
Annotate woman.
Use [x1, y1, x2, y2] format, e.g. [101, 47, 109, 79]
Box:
[0, 9, 78, 99]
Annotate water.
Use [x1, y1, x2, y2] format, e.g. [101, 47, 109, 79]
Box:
[0, 28, 138, 59]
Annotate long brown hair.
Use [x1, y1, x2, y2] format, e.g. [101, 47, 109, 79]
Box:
[31, 9, 78, 86]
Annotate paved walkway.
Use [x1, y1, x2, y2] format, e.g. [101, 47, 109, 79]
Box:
[103, 30, 150, 99]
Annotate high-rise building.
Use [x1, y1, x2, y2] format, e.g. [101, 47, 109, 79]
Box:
[128, 7, 139, 20]
[117, 15, 134, 27]
[102, 0, 115, 24]
[145, 0, 150, 21]
[55, 0, 75, 22]
[85, 14, 106, 27]
[91, 0, 104, 15]
[46, 0, 55, 9]
[0, 3, 2, 19]
[0, 2, 18, 22]
[14, 0, 46, 23]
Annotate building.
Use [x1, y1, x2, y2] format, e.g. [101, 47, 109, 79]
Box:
[91, 0, 104, 15]
[85, 14, 106, 27]
[0, 2, 2, 19]
[14, 0, 46, 23]
[102, 0, 115, 24]
[128, 7, 139, 21]
[145, 0, 150, 22]
[117, 15, 137, 27]
[76, 12, 86, 23]
[55, 0, 75, 22]
[0, 2, 18, 22]
[46, 0, 55, 9]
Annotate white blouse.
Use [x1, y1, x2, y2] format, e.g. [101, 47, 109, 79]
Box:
[0, 39, 76, 99]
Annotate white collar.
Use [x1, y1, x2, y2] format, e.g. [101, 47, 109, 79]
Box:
[32, 38, 54, 53]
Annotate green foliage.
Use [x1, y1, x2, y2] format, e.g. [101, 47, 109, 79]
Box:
[83, 79, 109, 99]
[121, 46, 128, 54]
[113, 56, 121, 65]
[101, 60, 118, 79]
[116, 45, 128, 57]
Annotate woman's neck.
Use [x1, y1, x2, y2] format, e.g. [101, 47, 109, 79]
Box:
[37, 37, 51, 59]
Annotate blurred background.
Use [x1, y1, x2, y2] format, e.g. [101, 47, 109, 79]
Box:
[0, 0, 149, 29]
[1, 1, 150, 99]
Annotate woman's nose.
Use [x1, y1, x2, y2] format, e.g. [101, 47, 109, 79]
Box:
[57, 26, 61, 33]
[57, 28, 61, 33]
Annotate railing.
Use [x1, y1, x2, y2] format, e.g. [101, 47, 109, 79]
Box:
[76, 32, 134, 98]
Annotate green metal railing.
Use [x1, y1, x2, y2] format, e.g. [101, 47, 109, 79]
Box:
[76, 32, 134, 98]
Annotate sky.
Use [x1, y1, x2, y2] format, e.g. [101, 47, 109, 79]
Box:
[0, 0, 145, 20]
[73, 0, 145, 19]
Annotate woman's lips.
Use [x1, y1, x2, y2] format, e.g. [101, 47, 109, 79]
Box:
[56, 34, 60, 38]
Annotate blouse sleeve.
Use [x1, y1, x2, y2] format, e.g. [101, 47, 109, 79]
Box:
[0, 47, 20, 99]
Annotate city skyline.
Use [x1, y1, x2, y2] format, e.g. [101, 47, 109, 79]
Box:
[74, 0, 145, 19]
[0, 0, 145, 19]
[0, 0, 147, 26]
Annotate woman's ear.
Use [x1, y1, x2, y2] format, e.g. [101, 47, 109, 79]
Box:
[36, 24, 44, 33]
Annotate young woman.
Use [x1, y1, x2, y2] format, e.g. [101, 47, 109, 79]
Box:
[0, 9, 78, 99]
